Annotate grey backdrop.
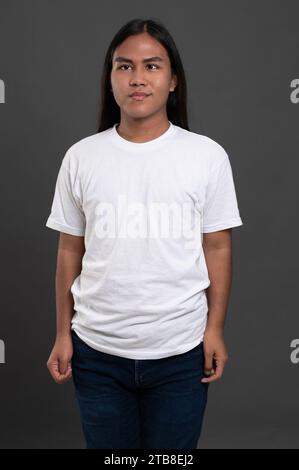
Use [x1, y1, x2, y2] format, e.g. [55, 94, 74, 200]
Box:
[0, 0, 298, 449]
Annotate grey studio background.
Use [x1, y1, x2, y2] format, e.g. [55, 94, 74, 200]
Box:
[0, 0, 298, 449]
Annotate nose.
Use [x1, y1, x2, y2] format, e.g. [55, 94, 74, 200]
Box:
[130, 66, 147, 87]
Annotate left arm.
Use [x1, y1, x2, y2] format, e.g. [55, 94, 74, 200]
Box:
[201, 228, 232, 383]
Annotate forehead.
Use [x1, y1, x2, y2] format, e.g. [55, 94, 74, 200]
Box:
[112, 33, 168, 62]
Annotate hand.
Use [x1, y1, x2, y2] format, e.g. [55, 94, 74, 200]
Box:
[47, 333, 73, 384]
[201, 327, 228, 383]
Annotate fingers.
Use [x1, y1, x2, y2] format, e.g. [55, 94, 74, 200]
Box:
[201, 357, 226, 383]
[47, 359, 72, 384]
[59, 358, 70, 375]
[203, 353, 214, 377]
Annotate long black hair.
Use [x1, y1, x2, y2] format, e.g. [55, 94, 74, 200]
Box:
[97, 18, 189, 132]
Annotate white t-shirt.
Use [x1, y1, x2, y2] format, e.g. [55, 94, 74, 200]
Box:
[45, 121, 243, 359]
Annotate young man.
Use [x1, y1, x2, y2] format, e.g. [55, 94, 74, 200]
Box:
[45, 22, 243, 449]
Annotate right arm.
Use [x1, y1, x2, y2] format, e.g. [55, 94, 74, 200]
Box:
[47, 232, 85, 384]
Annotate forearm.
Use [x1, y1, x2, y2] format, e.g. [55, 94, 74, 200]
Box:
[203, 244, 232, 332]
[55, 247, 83, 337]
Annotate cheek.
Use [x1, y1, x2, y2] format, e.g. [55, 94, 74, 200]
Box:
[110, 80, 127, 103]
[152, 75, 172, 94]
[110, 72, 125, 92]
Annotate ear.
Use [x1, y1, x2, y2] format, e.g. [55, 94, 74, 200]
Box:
[170, 74, 178, 92]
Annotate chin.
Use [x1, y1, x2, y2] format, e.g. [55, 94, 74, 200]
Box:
[124, 110, 153, 120]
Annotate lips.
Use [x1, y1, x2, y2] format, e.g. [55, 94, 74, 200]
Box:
[130, 92, 151, 101]
[130, 92, 150, 97]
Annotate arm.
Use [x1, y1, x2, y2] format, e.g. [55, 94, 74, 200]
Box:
[55, 232, 85, 337]
[201, 228, 231, 383]
[47, 232, 85, 384]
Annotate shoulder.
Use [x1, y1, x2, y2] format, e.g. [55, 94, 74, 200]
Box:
[61, 128, 112, 170]
[175, 126, 230, 170]
[67, 128, 111, 156]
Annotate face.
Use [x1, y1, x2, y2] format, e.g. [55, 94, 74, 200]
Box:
[110, 32, 177, 121]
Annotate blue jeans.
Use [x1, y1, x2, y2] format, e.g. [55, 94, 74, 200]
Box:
[71, 329, 210, 449]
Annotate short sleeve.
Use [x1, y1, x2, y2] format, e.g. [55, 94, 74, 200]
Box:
[202, 148, 243, 233]
[45, 149, 86, 236]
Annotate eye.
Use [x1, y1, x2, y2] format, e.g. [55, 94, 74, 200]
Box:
[117, 63, 159, 71]
[146, 63, 159, 70]
[118, 64, 132, 70]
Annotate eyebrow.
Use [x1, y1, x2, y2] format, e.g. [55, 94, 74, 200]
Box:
[114, 56, 164, 64]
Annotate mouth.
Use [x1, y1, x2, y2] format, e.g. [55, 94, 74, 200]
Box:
[129, 93, 151, 101]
